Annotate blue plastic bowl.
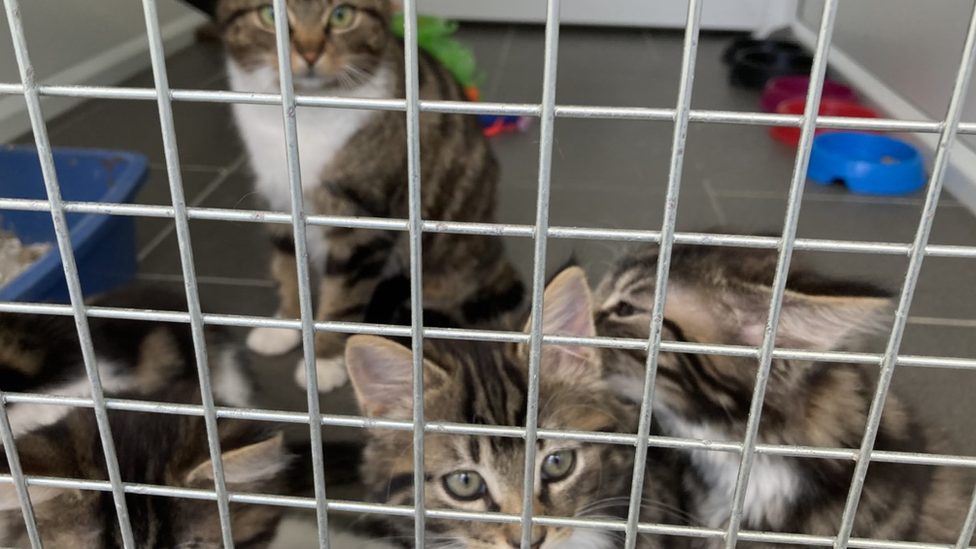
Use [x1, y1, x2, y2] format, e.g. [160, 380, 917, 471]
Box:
[0, 145, 149, 303]
[807, 133, 925, 195]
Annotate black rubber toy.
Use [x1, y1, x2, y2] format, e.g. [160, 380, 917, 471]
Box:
[721, 37, 803, 65]
[729, 48, 814, 89]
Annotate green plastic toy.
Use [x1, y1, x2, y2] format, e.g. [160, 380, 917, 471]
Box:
[390, 13, 484, 91]
[390, 12, 530, 135]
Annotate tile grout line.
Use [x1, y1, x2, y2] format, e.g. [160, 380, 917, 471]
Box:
[43, 101, 110, 140]
[640, 29, 666, 69]
[148, 162, 226, 173]
[710, 187, 967, 208]
[485, 26, 515, 100]
[906, 316, 976, 328]
[135, 272, 275, 288]
[702, 177, 729, 226]
[136, 153, 247, 262]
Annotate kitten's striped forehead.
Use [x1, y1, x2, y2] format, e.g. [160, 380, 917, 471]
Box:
[441, 343, 528, 428]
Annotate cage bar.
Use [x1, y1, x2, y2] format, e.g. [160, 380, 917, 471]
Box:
[724, 2, 841, 548]
[267, 0, 334, 545]
[1, 0, 138, 547]
[622, 1, 703, 548]
[398, 1, 428, 548]
[518, 1, 562, 548]
[5, 81, 976, 136]
[0, 299, 972, 371]
[833, 3, 976, 549]
[0, 196, 975, 259]
[138, 1, 240, 547]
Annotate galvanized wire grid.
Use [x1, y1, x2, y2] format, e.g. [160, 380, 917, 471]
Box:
[1, 1, 976, 549]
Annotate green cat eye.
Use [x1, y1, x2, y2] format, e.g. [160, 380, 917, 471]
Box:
[540, 450, 576, 482]
[329, 4, 357, 29]
[257, 5, 275, 27]
[442, 470, 486, 501]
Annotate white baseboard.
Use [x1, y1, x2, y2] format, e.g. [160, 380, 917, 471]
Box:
[0, 11, 205, 144]
[791, 20, 976, 215]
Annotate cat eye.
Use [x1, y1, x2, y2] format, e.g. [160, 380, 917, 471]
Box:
[540, 449, 576, 482]
[610, 301, 643, 318]
[442, 470, 486, 500]
[257, 5, 275, 27]
[329, 5, 358, 29]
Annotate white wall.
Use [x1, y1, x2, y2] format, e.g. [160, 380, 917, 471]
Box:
[416, 0, 796, 34]
[0, 0, 206, 143]
[796, 0, 976, 210]
[800, 0, 976, 140]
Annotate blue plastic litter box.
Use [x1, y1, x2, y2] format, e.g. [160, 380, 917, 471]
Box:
[0, 145, 149, 303]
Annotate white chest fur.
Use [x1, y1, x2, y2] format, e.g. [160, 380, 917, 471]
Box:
[654, 407, 801, 529]
[226, 62, 392, 268]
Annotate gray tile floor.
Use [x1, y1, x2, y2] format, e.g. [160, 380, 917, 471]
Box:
[19, 26, 976, 462]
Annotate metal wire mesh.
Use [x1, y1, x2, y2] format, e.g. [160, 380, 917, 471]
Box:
[1, 1, 976, 549]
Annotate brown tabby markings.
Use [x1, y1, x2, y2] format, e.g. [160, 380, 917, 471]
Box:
[0, 384, 290, 549]
[594, 243, 974, 548]
[217, 0, 523, 365]
[346, 269, 687, 549]
[0, 286, 254, 438]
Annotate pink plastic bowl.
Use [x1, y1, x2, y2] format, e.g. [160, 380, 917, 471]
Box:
[761, 76, 857, 113]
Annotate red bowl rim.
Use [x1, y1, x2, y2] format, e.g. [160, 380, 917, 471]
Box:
[775, 97, 879, 118]
[765, 76, 855, 96]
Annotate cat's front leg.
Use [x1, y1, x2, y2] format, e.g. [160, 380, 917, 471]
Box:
[294, 226, 394, 393]
[247, 225, 304, 356]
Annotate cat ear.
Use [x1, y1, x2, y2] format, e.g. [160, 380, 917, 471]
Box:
[185, 433, 290, 487]
[345, 335, 449, 419]
[735, 286, 892, 351]
[523, 266, 599, 380]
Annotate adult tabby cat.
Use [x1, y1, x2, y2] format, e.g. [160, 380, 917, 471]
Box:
[0, 285, 252, 437]
[593, 243, 973, 548]
[0, 382, 290, 549]
[345, 268, 688, 549]
[216, 0, 524, 393]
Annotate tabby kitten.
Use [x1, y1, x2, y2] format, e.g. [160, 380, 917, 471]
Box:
[0, 285, 253, 437]
[216, 0, 524, 393]
[593, 243, 973, 548]
[345, 268, 687, 549]
[0, 383, 290, 549]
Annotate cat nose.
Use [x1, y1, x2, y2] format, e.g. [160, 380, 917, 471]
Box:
[293, 42, 323, 67]
[300, 51, 320, 66]
[507, 534, 546, 549]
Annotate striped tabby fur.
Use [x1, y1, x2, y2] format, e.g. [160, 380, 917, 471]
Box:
[593, 243, 974, 549]
[0, 383, 290, 549]
[345, 268, 688, 549]
[0, 285, 253, 438]
[216, 0, 524, 393]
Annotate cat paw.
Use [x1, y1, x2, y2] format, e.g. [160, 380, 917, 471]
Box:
[294, 356, 349, 393]
[246, 327, 302, 356]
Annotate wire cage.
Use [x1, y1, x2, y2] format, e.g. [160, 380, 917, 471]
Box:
[3, 1, 976, 549]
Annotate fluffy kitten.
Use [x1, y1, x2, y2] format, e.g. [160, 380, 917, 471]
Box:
[345, 268, 687, 549]
[0, 382, 290, 549]
[216, 0, 524, 393]
[593, 243, 973, 548]
[0, 285, 253, 437]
